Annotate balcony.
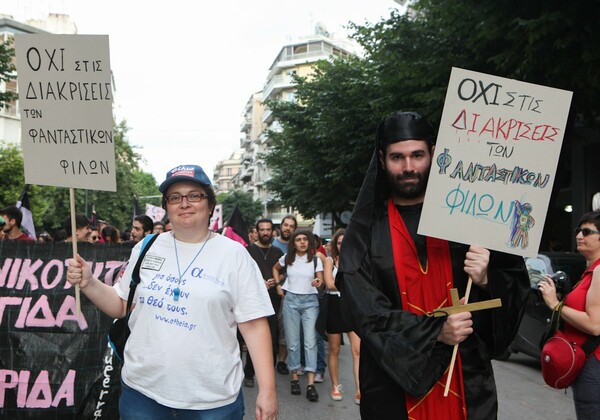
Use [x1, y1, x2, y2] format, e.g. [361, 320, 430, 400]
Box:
[263, 73, 294, 102]
[240, 116, 252, 133]
[240, 135, 252, 148]
[262, 108, 273, 124]
[240, 167, 254, 182]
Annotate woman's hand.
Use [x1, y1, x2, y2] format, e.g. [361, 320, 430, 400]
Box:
[538, 274, 560, 310]
[311, 278, 322, 288]
[66, 254, 94, 289]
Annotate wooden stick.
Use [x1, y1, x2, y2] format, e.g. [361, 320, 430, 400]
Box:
[69, 188, 81, 315]
[444, 277, 473, 397]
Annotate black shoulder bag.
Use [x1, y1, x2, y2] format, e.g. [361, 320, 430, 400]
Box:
[108, 234, 159, 361]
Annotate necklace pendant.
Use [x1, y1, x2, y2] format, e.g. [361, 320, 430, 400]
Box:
[173, 287, 181, 301]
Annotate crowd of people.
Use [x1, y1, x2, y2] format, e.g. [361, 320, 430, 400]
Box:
[0, 204, 173, 245]
[5, 111, 597, 419]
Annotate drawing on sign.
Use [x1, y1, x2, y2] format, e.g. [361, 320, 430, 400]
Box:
[509, 200, 535, 250]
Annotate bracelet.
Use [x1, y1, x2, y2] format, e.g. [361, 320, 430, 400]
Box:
[553, 301, 565, 312]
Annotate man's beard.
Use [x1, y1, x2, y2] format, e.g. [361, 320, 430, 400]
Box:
[280, 230, 291, 241]
[258, 234, 271, 246]
[386, 170, 429, 200]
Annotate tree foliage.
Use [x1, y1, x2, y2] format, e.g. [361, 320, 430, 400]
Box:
[265, 58, 382, 223]
[217, 189, 263, 230]
[0, 37, 17, 109]
[265, 0, 600, 220]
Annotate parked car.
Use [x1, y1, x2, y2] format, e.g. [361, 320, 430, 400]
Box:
[499, 251, 586, 360]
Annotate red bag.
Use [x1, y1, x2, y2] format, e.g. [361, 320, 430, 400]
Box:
[541, 330, 586, 389]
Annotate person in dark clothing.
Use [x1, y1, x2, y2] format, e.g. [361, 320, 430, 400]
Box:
[336, 111, 530, 420]
[243, 218, 284, 388]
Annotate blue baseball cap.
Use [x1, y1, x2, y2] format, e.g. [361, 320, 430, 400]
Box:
[159, 164, 212, 193]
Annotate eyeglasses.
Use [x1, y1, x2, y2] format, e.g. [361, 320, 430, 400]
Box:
[166, 192, 208, 204]
[575, 227, 600, 237]
[90, 235, 99, 240]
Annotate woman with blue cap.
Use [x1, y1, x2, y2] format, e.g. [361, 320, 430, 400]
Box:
[67, 164, 277, 419]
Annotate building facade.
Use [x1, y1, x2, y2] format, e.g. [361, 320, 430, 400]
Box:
[213, 149, 243, 194]
[223, 29, 357, 225]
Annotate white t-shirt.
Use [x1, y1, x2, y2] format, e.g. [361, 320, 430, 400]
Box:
[279, 253, 324, 295]
[114, 232, 273, 410]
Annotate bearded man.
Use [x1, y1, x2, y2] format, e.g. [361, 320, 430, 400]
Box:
[337, 111, 530, 419]
[243, 218, 285, 387]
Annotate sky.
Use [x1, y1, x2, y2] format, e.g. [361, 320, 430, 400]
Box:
[3, 0, 403, 184]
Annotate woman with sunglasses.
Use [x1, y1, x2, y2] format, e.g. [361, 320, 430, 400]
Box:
[67, 164, 277, 420]
[539, 211, 600, 419]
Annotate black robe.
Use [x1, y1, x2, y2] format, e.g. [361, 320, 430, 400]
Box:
[337, 152, 530, 420]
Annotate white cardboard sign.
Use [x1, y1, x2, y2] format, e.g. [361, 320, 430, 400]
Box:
[419, 67, 572, 257]
[15, 35, 116, 191]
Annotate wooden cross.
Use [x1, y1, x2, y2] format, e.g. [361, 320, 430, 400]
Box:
[429, 289, 501, 318]
[427, 280, 502, 397]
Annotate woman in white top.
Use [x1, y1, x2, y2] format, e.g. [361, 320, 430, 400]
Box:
[273, 230, 324, 402]
[67, 164, 277, 420]
[323, 228, 361, 404]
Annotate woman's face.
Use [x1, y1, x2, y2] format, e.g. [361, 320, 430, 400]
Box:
[576, 222, 600, 257]
[336, 235, 344, 252]
[294, 234, 309, 254]
[166, 181, 211, 231]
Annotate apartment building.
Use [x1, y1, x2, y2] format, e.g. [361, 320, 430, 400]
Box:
[213, 148, 244, 194]
[227, 28, 357, 224]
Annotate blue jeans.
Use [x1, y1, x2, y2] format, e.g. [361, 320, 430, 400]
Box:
[572, 356, 600, 420]
[283, 292, 319, 373]
[119, 381, 245, 419]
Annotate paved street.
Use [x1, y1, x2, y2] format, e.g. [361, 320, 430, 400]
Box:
[243, 335, 577, 419]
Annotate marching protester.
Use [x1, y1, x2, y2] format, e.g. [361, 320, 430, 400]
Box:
[243, 218, 285, 388]
[63, 214, 91, 243]
[0, 206, 35, 241]
[88, 226, 101, 243]
[336, 111, 530, 419]
[153, 220, 166, 234]
[273, 230, 324, 402]
[129, 214, 154, 243]
[323, 228, 361, 403]
[539, 210, 600, 419]
[101, 225, 122, 244]
[67, 164, 277, 419]
[272, 214, 298, 375]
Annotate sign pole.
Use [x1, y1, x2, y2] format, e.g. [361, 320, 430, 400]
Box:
[444, 278, 473, 397]
[69, 188, 82, 315]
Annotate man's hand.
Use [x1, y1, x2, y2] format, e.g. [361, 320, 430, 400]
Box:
[438, 311, 473, 345]
[464, 245, 490, 289]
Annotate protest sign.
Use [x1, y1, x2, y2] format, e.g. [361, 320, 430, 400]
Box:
[419, 67, 572, 257]
[14, 35, 116, 191]
[0, 241, 132, 418]
[145, 203, 166, 223]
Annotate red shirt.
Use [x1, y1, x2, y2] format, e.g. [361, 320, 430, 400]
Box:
[564, 257, 600, 360]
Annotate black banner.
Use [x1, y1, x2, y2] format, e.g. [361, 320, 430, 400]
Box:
[0, 241, 134, 419]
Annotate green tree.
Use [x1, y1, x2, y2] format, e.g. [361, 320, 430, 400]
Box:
[0, 37, 17, 109]
[265, 57, 382, 224]
[217, 190, 263, 229]
[0, 143, 56, 228]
